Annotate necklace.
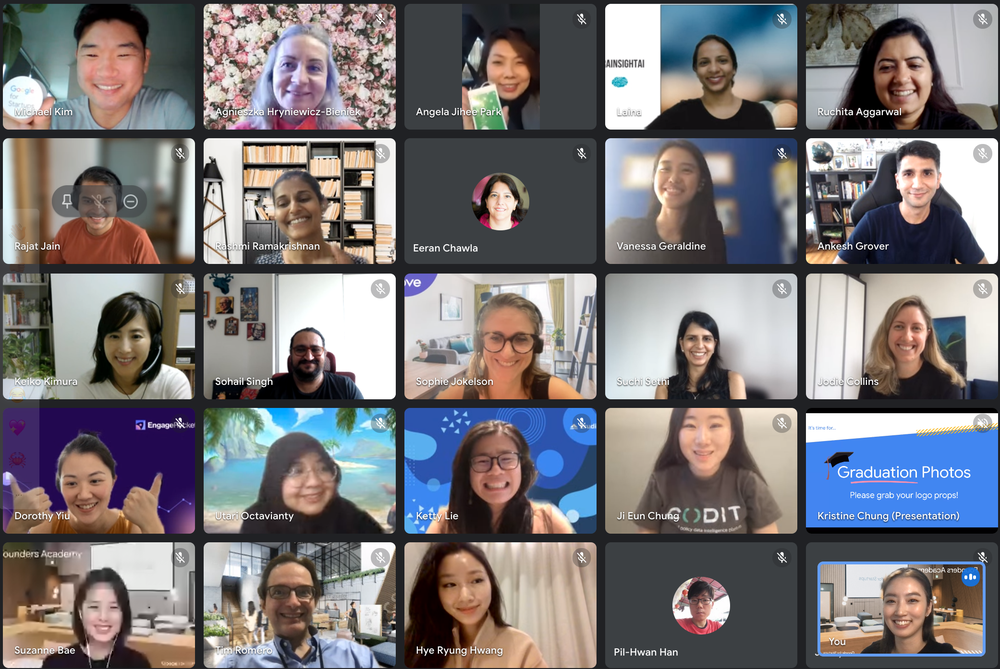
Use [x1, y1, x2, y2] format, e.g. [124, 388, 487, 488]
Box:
[112, 378, 147, 399]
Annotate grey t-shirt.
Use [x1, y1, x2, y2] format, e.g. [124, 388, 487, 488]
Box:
[634, 463, 781, 534]
[52, 86, 194, 129]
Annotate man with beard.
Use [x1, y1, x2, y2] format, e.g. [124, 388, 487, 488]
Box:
[256, 327, 364, 399]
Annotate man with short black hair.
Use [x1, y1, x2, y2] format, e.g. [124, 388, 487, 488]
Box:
[835, 140, 987, 264]
[256, 328, 364, 399]
[677, 580, 723, 635]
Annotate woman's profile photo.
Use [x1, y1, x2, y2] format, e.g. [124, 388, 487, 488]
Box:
[460, 27, 541, 130]
[655, 311, 746, 400]
[472, 173, 528, 231]
[672, 578, 729, 635]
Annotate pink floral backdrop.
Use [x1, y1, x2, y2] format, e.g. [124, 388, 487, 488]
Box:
[203, 4, 396, 129]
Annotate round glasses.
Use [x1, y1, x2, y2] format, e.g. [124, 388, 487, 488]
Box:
[481, 332, 540, 354]
[267, 585, 316, 601]
[284, 463, 337, 484]
[470, 452, 521, 473]
[293, 345, 326, 358]
[689, 598, 713, 606]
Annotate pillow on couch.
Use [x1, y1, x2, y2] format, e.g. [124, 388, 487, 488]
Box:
[449, 337, 472, 354]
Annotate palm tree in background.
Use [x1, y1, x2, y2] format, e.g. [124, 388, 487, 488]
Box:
[336, 408, 396, 443]
[203, 407, 265, 458]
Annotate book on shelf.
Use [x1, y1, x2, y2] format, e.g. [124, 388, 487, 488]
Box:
[832, 207, 842, 223]
[344, 148, 375, 168]
[320, 180, 340, 198]
[344, 244, 374, 263]
[842, 207, 853, 225]
[243, 144, 307, 163]
[359, 171, 374, 186]
[323, 202, 341, 220]
[243, 168, 288, 187]
[310, 156, 342, 176]
[4, 273, 46, 284]
[321, 223, 331, 238]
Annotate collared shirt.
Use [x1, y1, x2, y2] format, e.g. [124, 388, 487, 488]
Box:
[217, 635, 378, 668]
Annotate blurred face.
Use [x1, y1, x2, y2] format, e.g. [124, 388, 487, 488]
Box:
[486, 39, 530, 100]
[486, 181, 517, 223]
[654, 147, 700, 210]
[78, 181, 118, 236]
[281, 451, 336, 516]
[688, 590, 714, 625]
[680, 323, 716, 370]
[438, 551, 491, 628]
[883, 576, 931, 642]
[80, 583, 123, 643]
[873, 35, 932, 123]
[469, 434, 522, 509]
[678, 409, 733, 479]
[887, 305, 929, 367]
[274, 178, 323, 240]
[60, 452, 116, 525]
[264, 563, 315, 640]
[103, 314, 151, 379]
[480, 307, 535, 385]
[272, 35, 328, 113]
[76, 20, 149, 121]
[290, 332, 325, 382]
[695, 40, 735, 93]
[894, 155, 940, 211]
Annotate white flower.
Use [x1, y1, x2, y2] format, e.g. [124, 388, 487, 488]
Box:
[235, 27, 247, 42]
[244, 22, 263, 43]
[262, 18, 280, 33]
[206, 85, 227, 104]
[221, 76, 234, 89]
[357, 85, 370, 100]
[204, 16, 215, 30]
[248, 55, 259, 67]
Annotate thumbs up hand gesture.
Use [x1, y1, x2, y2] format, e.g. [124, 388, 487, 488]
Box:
[7, 479, 53, 533]
[122, 474, 165, 534]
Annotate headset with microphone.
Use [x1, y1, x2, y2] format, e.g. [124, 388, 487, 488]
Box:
[476, 295, 545, 354]
[96, 294, 165, 377]
[70, 166, 125, 214]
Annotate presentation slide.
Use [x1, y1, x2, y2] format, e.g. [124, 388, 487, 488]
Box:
[202, 138, 396, 265]
[2, 541, 197, 668]
[3, 408, 196, 534]
[405, 4, 597, 130]
[403, 408, 597, 534]
[203, 407, 396, 534]
[404, 139, 596, 264]
[605, 542, 797, 667]
[605, 139, 797, 264]
[605, 4, 798, 130]
[203, 273, 395, 400]
[807, 542, 996, 667]
[3, 138, 195, 265]
[805, 138, 998, 264]
[805, 5, 997, 131]
[806, 412, 998, 530]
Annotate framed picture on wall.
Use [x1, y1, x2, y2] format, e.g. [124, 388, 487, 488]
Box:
[440, 294, 462, 321]
[241, 287, 259, 321]
[247, 323, 266, 341]
[216, 296, 234, 314]
[861, 150, 876, 170]
[224, 317, 238, 335]
[203, 292, 209, 317]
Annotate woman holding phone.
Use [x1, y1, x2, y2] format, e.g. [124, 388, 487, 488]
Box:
[461, 29, 540, 130]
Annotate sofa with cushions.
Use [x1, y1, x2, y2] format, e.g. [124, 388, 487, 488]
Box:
[425, 334, 475, 365]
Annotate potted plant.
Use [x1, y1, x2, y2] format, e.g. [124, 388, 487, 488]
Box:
[579, 313, 590, 326]
[203, 624, 230, 649]
[203, 613, 226, 630]
[23, 299, 41, 327]
[552, 328, 565, 350]
[416, 339, 428, 360]
[3, 333, 35, 376]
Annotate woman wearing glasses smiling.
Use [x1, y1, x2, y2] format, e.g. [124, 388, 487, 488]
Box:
[436, 293, 583, 400]
[427, 420, 574, 534]
[239, 432, 384, 534]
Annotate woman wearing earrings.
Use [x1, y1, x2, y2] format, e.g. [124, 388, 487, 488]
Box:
[861, 567, 959, 653]
[426, 420, 575, 534]
[655, 311, 746, 400]
[42, 568, 151, 667]
[606, 140, 727, 264]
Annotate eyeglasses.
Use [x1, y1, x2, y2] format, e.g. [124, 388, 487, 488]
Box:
[481, 332, 540, 354]
[470, 452, 521, 473]
[285, 463, 337, 483]
[292, 345, 326, 357]
[267, 585, 316, 601]
[689, 598, 713, 605]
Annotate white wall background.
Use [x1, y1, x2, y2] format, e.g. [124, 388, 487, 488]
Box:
[202, 274, 275, 398]
[604, 408, 798, 534]
[50, 273, 163, 384]
[805, 274, 867, 399]
[806, 4, 999, 129]
[204, 138, 396, 264]
[605, 274, 798, 399]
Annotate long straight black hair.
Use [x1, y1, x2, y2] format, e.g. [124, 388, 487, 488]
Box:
[404, 543, 508, 668]
[653, 408, 766, 482]
[876, 567, 936, 653]
[645, 140, 719, 244]
[672, 311, 727, 395]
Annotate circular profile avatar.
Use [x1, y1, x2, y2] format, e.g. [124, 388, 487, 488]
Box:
[672, 577, 729, 635]
[472, 173, 529, 231]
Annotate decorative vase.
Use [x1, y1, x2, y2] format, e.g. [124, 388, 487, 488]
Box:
[419, 350, 427, 360]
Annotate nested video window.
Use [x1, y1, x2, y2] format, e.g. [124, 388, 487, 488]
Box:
[2, 4, 198, 130]
[605, 4, 798, 130]
[3, 138, 196, 265]
[805, 4, 998, 130]
[203, 4, 395, 130]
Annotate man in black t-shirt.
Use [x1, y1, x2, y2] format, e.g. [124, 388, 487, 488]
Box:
[256, 327, 364, 400]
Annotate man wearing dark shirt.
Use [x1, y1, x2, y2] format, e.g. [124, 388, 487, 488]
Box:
[835, 140, 987, 264]
[256, 327, 364, 400]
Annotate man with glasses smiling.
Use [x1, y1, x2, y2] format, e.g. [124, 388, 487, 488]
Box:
[677, 580, 723, 635]
[219, 553, 379, 668]
[257, 327, 364, 399]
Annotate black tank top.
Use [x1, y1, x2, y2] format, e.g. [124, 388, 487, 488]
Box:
[462, 375, 551, 399]
[666, 370, 731, 400]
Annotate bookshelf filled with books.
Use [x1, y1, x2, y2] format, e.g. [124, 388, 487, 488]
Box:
[807, 169, 875, 247]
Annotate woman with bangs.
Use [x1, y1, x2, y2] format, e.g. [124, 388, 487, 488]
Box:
[426, 420, 574, 534]
[858, 296, 964, 399]
[861, 567, 959, 653]
[231, 24, 363, 130]
[461, 28, 541, 130]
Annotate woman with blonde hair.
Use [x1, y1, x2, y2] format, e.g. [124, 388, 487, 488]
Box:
[436, 293, 582, 400]
[858, 296, 964, 399]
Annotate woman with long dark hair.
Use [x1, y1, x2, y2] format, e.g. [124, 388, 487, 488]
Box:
[634, 408, 781, 534]
[828, 18, 980, 130]
[42, 568, 151, 667]
[655, 311, 746, 400]
[861, 567, 959, 653]
[606, 140, 727, 264]
[426, 421, 574, 534]
[404, 543, 547, 668]
[473, 174, 526, 231]
[239, 432, 384, 534]
[461, 28, 541, 130]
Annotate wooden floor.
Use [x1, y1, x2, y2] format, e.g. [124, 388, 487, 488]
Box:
[542, 361, 598, 399]
[806, 244, 839, 264]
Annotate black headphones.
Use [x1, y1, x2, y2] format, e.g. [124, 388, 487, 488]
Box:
[71, 166, 125, 212]
[476, 296, 545, 354]
[96, 294, 164, 376]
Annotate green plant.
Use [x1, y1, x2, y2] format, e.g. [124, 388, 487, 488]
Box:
[203, 625, 229, 637]
[22, 299, 40, 314]
[204, 612, 225, 621]
[3, 333, 37, 376]
[3, 5, 48, 69]
[322, 567, 385, 585]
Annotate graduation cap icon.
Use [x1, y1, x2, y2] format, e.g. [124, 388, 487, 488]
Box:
[825, 452, 854, 479]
